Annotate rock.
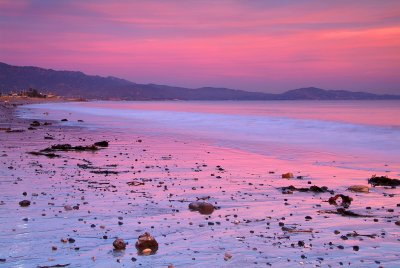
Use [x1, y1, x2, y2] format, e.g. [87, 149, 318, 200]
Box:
[19, 200, 31, 207]
[61, 119, 68, 122]
[224, 252, 233, 261]
[395, 221, 400, 226]
[348, 185, 369, 193]
[64, 205, 73, 211]
[113, 238, 127, 250]
[282, 173, 294, 179]
[30, 121, 40, 127]
[94, 141, 109, 147]
[188, 201, 215, 215]
[328, 194, 353, 208]
[368, 175, 400, 187]
[135, 232, 158, 253]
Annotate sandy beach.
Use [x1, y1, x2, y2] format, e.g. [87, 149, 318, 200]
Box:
[0, 100, 399, 268]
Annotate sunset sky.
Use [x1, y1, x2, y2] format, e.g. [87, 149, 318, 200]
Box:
[1, 0, 399, 93]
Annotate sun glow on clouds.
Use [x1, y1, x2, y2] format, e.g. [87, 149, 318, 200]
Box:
[0, 0, 399, 93]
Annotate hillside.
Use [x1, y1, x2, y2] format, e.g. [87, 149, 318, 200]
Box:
[1, 62, 399, 100]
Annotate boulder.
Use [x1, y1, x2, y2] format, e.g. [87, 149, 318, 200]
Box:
[282, 173, 294, 179]
[113, 238, 127, 250]
[348, 185, 369, 193]
[189, 201, 215, 215]
[135, 232, 158, 254]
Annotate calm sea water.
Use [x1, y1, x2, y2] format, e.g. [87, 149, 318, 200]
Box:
[19, 100, 400, 171]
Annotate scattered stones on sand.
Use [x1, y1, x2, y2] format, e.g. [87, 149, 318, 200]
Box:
[281, 185, 334, 194]
[42, 144, 99, 152]
[368, 175, 400, 187]
[189, 201, 215, 215]
[135, 232, 158, 254]
[19, 200, 31, 207]
[113, 238, 127, 250]
[282, 172, 294, 179]
[348, 185, 369, 193]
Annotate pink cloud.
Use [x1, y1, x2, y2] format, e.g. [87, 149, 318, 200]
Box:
[0, 1, 399, 93]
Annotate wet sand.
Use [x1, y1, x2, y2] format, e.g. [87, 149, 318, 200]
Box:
[0, 101, 399, 267]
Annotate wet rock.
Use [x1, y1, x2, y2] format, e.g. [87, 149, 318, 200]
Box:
[348, 185, 369, 193]
[395, 221, 400, 226]
[224, 252, 233, 261]
[64, 205, 73, 211]
[94, 140, 109, 147]
[282, 172, 294, 179]
[113, 238, 127, 250]
[27, 151, 61, 158]
[281, 185, 334, 194]
[368, 175, 400, 187]
[30, 121, 40, 127]
[328, 194, 353, 208]
[19, 200, 31, 207]
[135, 232, 158, 254]
[189, 201, 215, 215]
[61, 119, 68, 122]
[42, 144, 99, 152]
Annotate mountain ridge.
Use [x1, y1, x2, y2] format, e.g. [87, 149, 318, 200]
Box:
[0, 62, 399, 100]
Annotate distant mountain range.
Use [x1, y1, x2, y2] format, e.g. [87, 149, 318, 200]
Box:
[0, 62, 399, 100]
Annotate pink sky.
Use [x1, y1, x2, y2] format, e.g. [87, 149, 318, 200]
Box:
[0, 0, 399, 93]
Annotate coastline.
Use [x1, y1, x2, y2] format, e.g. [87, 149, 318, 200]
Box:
[0, 100, 399, 267]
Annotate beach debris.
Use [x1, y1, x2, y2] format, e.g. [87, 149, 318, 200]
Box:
[281, 226, 313, 233]
[319, 208, 372, 217]
[328, 194, 353, 208]
[135, 232, 158, 254]
[348, 185, 369, 193]
[94, 140, 109, 147]
[127, 181, 145, 186]
[282, 172, 294, 179]
[19, 200, 31, 207]
[189, 201, 215, 215]
[368, 175, 400, 187]
[42, 144, 99, 152]
[113, 238, 127, 250]
[30, 121, 40, 127]
[345, 231, 377, 238]
[90, 170, 120, 175]
[38, 264, 70, 268]
[27, 151, 61, 158]
[280, 185, 334, 194]
[6, 129, 25, 133]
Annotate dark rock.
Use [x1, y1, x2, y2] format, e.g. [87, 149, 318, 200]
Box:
[30, 121, 40, 127]
[94, 141, 109, 147]
[189, 201, 215, 215]
[368, 175, 400, 187]
[280, 185, 334, 194]
[19, 200, 31, 207]
[113, 238, 127, 250]
[135, 232, 158, 253]
[27, 151, 61, 158]
[61, 119, 68, 122]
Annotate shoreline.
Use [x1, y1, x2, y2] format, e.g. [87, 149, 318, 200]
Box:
[0, 100, 399, 267]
